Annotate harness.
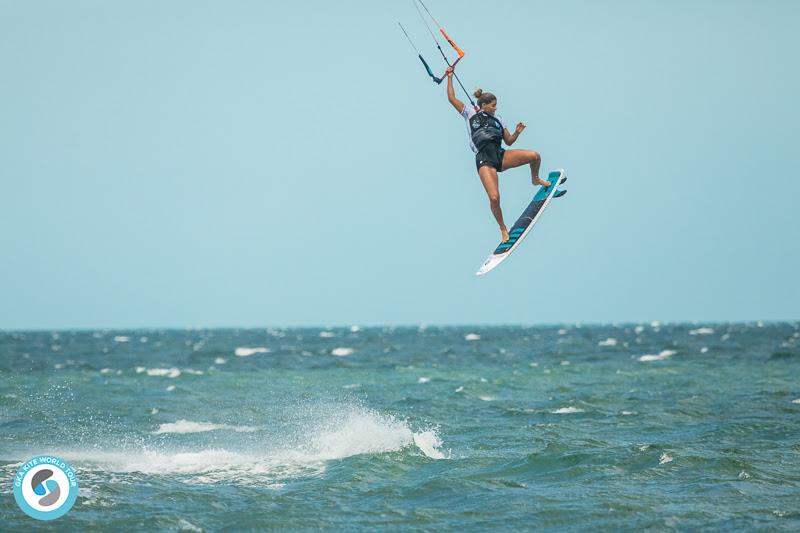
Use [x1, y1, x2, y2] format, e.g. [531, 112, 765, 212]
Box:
[469, 111, 503, 151]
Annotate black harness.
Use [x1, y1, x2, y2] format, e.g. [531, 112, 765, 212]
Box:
[469, 111, 503, 151]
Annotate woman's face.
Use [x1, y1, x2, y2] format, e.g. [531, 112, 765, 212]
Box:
[481, 99, 498, 114]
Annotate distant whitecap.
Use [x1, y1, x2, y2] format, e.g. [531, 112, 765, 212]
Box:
[331, 347, 354, 357]
[598, 338, 618, 347]
[154, 420, 257, 434]
[465, 333, 480, 341]
[659, 453, 673, 465]
[638, 350, 676, 362]
[551, 407, 583, 414]
[319, 331, 336, 338]
[689, 327, 714, 335]
[114, 336, 131, 343]
[146, 367, 181, 378]
[417, 377, 430, 384]
[234, 347, 269, 357]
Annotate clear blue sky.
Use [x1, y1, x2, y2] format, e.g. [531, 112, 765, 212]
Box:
[1, 0, 798, 330]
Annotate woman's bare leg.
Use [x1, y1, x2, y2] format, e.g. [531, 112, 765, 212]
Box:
[501, 149, 550, 187]
[478, 166, 509, 242]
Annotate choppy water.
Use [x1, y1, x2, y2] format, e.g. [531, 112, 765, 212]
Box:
[1, 322, 800, 531]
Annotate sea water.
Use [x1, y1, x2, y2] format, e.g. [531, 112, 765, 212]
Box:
[1, 323, 799, 531]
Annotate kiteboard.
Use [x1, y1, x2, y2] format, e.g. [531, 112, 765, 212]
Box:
[476, 169, 567, 276]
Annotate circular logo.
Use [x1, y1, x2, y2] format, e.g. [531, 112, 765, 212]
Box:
[13, 455, 78, 520]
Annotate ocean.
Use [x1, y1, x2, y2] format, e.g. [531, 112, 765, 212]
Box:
[1, 322, 799, 531]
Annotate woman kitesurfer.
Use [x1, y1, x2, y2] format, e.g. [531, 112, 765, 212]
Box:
[445, 67, 550, 243]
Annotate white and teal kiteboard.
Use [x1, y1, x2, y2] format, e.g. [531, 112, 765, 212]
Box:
[476, 169, 567, 276]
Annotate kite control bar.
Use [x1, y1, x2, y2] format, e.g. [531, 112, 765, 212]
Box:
[398, 0, 474, 108]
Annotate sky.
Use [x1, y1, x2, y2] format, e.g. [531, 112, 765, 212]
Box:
[1, 0, 798, 330]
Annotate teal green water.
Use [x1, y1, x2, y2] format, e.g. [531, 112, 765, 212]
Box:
[2, 323, 800, 531]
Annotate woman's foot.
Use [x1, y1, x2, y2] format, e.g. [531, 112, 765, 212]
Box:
[533, 176, 551, 187]
[500, 227, 510, 242]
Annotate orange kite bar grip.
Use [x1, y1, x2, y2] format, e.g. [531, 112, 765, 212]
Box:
[440, 28, 465, 58]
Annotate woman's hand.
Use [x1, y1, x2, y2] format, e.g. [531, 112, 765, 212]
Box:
[445, 66, 454, 78]
[515, 122, 526, 135]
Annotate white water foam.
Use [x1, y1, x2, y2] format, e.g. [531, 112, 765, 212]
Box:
[689, 327, 714, 335]
[638, 350, 676, 362]
[234, 347, 269, 357]
[331, 347, 354, 357]
[154, 420, 258, 434]
[598, 338, 618, 347]
[551, 407, 584, 414]
[412, 430, 445, 459]
[464, 333, 480, 341]
[52, 405, 446, 485]
[144, 367, 181, 378]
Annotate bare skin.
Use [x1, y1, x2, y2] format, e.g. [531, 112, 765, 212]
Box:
[445, 67, 550, 242]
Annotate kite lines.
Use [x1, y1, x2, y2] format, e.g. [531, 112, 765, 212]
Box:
[398, 0, 476, 109]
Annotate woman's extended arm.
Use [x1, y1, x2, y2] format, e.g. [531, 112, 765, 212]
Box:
[503, 122, 526, 146]
[445, 67, 464, 113]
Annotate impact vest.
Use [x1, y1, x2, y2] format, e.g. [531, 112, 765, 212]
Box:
[469, 111, 503, 151]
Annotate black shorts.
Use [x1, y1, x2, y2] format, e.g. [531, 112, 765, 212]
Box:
[475, 143, 505, 172]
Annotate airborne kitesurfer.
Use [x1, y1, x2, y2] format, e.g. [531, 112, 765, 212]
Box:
[445, 67, 550, 244]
